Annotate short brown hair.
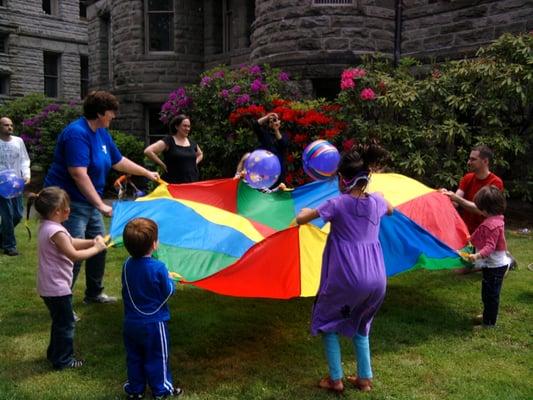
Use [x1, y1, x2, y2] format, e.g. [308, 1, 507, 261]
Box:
[474, 185, 506, 216]
[123, 218, 158, 258]
[472, 145, 494, 162]
[83, 90, 119, 119]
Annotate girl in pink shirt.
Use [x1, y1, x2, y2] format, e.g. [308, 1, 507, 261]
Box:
[28, 187, 107, 369]
[467, 185, 511, 328]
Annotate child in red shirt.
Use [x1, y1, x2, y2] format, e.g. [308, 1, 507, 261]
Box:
[467, 185, 511, 327]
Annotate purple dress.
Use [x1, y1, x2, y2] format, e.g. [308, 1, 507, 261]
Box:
[311, 193, 388, 338]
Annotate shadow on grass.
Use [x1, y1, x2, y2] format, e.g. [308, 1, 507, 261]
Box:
[1, 270, 485, 398]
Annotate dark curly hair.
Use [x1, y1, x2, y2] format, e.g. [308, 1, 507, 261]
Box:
[338, 143, 389, 192]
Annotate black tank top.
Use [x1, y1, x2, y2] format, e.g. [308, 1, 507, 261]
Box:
[161, 135, 199, 183]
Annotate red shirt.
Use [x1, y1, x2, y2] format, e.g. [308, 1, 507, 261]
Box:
[458, 172, 503, 233]
[470, 215, 507, 258]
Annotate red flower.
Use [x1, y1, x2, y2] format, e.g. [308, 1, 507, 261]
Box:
[294, 133, 308, 144]
[324, 128, 340, 138]
[342, 138, 356, 152]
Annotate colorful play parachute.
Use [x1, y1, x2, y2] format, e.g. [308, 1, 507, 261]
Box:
[110, 174, 469, 299]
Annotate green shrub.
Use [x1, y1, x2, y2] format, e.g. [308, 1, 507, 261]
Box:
[336, 32, 533, 199]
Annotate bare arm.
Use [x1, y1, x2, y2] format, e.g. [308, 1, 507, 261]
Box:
[52, 232, 107, 262]
[113, 157, 160, 182]
[442, 189, 484, 216]
[68, 166, 112, 216]
[296, 208, 320, 225]
[385, 199, 394, 215]
[196, 144, 203, 164]
[144, 140, 168, 172]
[71, 236, 103, 250]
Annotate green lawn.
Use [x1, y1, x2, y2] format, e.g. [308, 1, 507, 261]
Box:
[0, 220, 531, 400]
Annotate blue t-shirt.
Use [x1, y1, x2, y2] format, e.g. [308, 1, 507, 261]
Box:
[122, 256, 174, 323]
[44, 117, 122, 203]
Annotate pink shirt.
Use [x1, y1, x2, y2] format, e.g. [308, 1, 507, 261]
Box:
[37, 220, 74, 297]
[470, 215, 508, 267]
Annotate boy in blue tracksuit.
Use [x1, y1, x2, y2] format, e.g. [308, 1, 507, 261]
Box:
[122, 218, 183, 399]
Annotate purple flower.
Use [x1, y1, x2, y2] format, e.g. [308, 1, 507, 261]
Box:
[43, 103, 61, 113]
[235, 94, 251, 106]
[176, 88, 186, 98]
[212, 70, 225, 79]
[22, 118, 35, 127]
[279, 71, 290, 81]
[231, 85, 241, 94]
[250, 78, 263, 93]
[162, 102, 172, 112]
[219, 89, 230, 99]
[200, 76, 212, 87]
[249, 65, 262, 75]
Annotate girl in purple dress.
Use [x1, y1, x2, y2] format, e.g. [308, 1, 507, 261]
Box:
[297, 145, 392, 393]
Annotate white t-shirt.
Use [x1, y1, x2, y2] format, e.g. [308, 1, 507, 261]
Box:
[0, 135, 31, 181]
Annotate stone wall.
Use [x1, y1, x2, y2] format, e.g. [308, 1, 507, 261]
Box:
[402, 0, 533, 60]
[88, 0, 204, 137]
[251, 0, 396, 80]
[0, 0, 88, 102]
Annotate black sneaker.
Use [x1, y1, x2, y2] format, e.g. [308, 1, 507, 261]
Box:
[154, 387, 183, 399]
[4, 248, 19, 256]
[83, 293, 117, 304]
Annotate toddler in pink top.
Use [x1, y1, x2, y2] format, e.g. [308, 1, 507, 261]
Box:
[466, 185, 511, 328]
[27, 187, 106, 370]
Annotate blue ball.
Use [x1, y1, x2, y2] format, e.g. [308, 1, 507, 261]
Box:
[244, 150, 281, 189]
[302, 140, 340, 181]
[0, 170, 25, 199]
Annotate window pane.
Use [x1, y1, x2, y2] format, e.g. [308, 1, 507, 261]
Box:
[80, 55, 89, 98]
[148, 0, 172, 11]
[80, 1, 87, 18]
[45, 77, 57, 97]
[44, 53, 58, 76]
[149, 14, 172, 51]
[147, 105, 167, 143]
[0, 34, 6, 53]
[0, 76, 8, 95]
[43, 0, 51, 14]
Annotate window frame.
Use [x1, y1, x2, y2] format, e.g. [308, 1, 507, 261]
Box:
[144, 0, 175, 54]
[144, 103, 167, 144]
[43, 51, 61, 98]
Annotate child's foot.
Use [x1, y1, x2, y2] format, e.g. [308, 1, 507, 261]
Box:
[318, 377, 344, 393]
[153, 387, 183, 399]
[346, 376, 373, 392]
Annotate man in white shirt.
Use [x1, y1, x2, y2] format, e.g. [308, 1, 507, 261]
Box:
[0, 117, 31, 256]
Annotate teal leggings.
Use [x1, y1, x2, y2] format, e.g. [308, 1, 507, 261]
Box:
[322, 332, 372, 381]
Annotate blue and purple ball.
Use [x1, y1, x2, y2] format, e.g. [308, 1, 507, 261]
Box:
[244, 150, 281, 189]
[302, 140, 340, 181]
[0, 169, 25, 199]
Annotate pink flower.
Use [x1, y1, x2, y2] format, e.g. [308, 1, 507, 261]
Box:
[249, 65, 262, 75]
[219, 89, 229, 99]
[340, 78, 355, 90]
[250, 78, 263, 93]
[360, 88, 376, 101]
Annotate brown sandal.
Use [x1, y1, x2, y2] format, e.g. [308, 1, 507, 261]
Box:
[346, 376, 372, 392]
[318, 376, 344, 393]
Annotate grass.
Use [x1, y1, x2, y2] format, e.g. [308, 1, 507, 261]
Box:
[0, 219, 532, 400]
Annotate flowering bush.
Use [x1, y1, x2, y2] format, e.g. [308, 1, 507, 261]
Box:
[160, 64, 301, 178]
[229, 99, 347, 186]
[336, 32, 533, 199]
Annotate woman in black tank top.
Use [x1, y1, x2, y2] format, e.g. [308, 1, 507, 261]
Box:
[144, 115, 203, 183]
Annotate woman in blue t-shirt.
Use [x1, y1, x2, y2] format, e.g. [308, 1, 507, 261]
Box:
[45, 90, 160, 305]
[144, 114, 204, 184]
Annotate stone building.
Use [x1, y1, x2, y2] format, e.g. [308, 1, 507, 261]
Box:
[87, 0, 533, 142]
[0, 0, 89, 102]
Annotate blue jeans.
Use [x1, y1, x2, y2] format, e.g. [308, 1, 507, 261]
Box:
[63, 201, 106, 299]
[42, 295, 75, 369]
[481, 266, 508, 326]
[0, 195, 23, 251]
